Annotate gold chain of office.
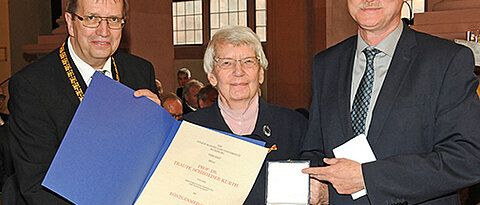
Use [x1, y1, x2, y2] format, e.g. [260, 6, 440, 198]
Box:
[59, 42, 120, 101]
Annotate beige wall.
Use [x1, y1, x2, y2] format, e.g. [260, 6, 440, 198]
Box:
[9, 0, 52, 74]
[326, 0, 357, 48]
[127, 0, 175, 95]
[0, 0, 10, 113]
[266, 0, 314, 109]
[0, 0, 10, 80]
[173, 59, 208, 88]
[427, 0, 443, 11]
[264, 0, 357, 109]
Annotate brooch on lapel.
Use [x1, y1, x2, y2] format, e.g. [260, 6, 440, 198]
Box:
[263, 124, 271, 137]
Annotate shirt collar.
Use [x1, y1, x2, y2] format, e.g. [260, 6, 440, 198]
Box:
[218, 94, 259, 135]
[356, 21, 403, 57]
[67, 37, 112, 86]
[187, 103, 197, 112]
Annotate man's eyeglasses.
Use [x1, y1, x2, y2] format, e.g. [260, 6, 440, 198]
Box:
[214, 56, 259, 70]
[171, 113, 183, 119]
[70, 13, 126, 29]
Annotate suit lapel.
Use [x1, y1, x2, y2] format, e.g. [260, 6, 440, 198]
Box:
[338, 38, 357, 140]
[367, 25, 418, 145]
[251, 98, 274, 147]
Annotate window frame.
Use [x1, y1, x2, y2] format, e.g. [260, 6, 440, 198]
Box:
[174, 0, 263, 60]
[172, 0, 204, 45]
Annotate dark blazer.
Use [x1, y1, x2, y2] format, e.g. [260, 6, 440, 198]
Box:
[182, 99, 195, 115]
[7, 42, 157, 204]
[0, 113, 10, 190]
[0, 113, 8, 124]
[183, 97, 308, 205]
[176, 87, 183, 99]
[302, 23, 480, 204]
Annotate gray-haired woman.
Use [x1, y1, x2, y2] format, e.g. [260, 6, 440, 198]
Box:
[183, 26, 308, 204]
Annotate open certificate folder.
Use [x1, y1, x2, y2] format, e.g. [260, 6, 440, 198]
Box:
[42, 73, 269, 205]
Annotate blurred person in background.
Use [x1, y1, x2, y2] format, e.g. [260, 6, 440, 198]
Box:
[176, 67, 191, 99]
[182, 79, 203, 114]
[197, 84, 218, 108]
[162, 92, 183, 120]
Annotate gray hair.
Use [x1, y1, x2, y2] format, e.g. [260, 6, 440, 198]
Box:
[161, 92, 182, 107]
[183, 79, 204, 96]
[203, 26, 268, 74]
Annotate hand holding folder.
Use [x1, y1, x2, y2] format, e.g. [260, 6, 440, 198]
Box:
[42, 73, 268, 205]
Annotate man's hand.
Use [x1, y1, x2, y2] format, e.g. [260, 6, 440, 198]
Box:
[310, 178, 329, 205]
[302, 158, 364, 195]
[134, 89, 161, 106]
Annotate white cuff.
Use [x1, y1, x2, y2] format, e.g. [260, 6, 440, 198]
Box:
[351, 188, 367, 200]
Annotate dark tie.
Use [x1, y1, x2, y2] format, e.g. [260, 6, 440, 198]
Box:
[351, 48, 381, 136]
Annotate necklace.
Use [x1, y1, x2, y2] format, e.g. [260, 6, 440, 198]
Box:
[59, 42, 120, 101]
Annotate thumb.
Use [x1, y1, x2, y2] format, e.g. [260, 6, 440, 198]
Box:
[323, 158, 337, 165]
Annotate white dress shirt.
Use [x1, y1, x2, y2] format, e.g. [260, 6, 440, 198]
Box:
[67, 37, 113, 86]
[350, 22, 403, 135]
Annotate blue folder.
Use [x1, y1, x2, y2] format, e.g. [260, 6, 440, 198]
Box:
[42, 72, 265, 204]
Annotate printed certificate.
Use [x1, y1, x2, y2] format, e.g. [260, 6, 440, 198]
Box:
[136, 122, 268, 205]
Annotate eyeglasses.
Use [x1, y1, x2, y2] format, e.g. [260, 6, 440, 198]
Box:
[171, 113, 183, 119]
[214, 56, 259, 70]
[71, 13, 126, 29]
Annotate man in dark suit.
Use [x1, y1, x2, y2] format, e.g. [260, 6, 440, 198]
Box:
[0, 86, 8, 126]
[176, 67, 192, 99]
[0, 85, 10, 191]
[301, 0, 480, 204]
[7, 0, 159, 203]
[182, 79, 203, 115]
[162, 92, 183, 120]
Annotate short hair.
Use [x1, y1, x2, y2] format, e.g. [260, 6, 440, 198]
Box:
[203, 26, 268, 74]
[183, 79, 204, 96]
[177, 67, 192, 78]
[196, 84, 218, 102]
[161, 92, 182, 107]
[66, 0, 129, 17]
